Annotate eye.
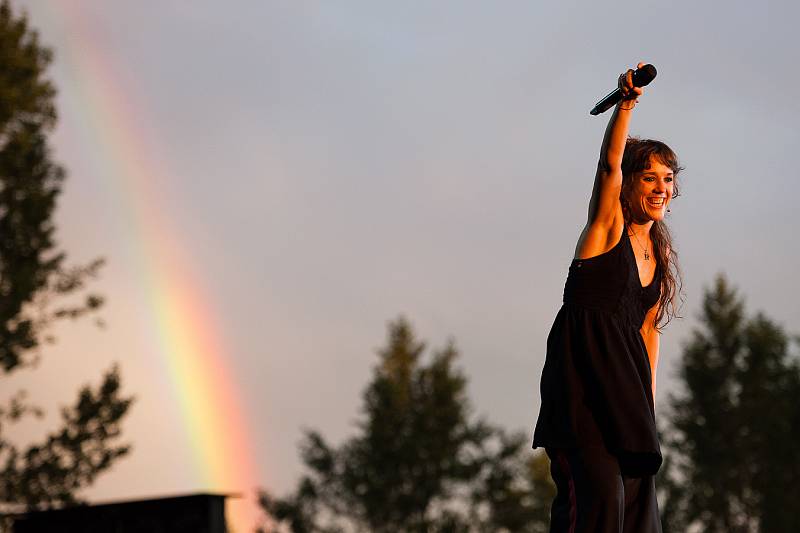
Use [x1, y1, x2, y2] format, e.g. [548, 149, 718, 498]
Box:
[665, 177, 673, 182]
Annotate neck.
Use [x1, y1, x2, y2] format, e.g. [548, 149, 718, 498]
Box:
[628, 219, 654, 239]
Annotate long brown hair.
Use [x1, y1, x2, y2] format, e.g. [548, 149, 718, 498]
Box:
[621, 137, 684, 331]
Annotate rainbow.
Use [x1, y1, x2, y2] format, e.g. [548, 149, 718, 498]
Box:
[37, 4, 262, 531]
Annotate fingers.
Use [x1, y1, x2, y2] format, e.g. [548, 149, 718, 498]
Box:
[618, 71, 631, 92]
[619, 62, 646, 99]
[618, 69, 635, 98]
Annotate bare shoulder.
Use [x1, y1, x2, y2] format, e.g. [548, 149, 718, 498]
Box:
[573, 214, 625, 261]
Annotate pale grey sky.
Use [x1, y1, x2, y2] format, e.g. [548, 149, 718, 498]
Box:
[8, 0, 800, 529]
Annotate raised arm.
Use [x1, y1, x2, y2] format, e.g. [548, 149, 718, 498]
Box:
[574, 62, 646, 260]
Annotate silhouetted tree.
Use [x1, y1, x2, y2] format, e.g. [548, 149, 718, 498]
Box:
[0, 0, 133, 513]
[658, 274, 800, 532]
[468, 431, 554, 532]
[257, 316, 554, 532]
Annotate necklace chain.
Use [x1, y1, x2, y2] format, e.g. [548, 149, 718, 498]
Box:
[628, 225, 650, 261]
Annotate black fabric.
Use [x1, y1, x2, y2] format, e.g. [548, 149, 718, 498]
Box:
[532, 224, 663, 477]
[546, 444, 662, 533]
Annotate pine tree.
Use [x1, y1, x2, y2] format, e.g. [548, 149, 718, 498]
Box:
[659, 274, 800, 532]
[258, 316, 554, 532]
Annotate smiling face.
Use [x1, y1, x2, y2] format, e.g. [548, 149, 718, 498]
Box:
[623, 155, 675, 223]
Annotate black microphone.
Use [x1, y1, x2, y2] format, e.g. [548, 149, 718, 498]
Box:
[590, 64, 657, 115]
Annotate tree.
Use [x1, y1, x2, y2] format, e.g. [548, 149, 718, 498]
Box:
[468, 431, 554, 533]
[0, 0, 133, 513]
[658, 274, 800, 532]
[257, 316, 554, 532]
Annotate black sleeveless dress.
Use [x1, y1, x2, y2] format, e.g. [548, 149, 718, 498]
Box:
[532, 224, 662, 477]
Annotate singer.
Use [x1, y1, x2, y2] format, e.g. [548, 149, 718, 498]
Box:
[532, 62, 683, 532]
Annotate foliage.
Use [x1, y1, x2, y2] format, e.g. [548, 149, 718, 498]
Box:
[257, 316, 554, 532]
[0, 0, 132, 512]
[0, 365, 131, 507]
[658, 274, 800, 532]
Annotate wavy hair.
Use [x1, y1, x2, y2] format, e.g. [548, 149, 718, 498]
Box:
[620, 137, 685, 331]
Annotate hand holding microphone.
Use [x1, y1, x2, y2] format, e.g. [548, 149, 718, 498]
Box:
[590, 62, 657, 115]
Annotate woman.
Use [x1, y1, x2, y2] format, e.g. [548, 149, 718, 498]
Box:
[532, 62, 683, 533]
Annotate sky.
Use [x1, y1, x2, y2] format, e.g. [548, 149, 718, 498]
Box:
[7, 1, 800, 531]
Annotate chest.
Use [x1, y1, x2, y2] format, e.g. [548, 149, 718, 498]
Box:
[628, 234, 657, 288]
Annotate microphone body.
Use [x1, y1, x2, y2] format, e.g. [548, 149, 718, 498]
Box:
[590, 64, 657, 115]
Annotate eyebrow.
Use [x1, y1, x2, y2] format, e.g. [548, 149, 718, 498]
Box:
[641, 171, 674, 176]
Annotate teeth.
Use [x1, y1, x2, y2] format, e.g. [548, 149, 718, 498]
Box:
[647, 198, 664, 206]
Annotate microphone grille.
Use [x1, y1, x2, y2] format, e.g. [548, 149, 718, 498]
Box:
[632, 64, 658, 87]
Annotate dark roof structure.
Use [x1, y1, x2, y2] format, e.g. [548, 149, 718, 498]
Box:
[9, 493, 234, 533]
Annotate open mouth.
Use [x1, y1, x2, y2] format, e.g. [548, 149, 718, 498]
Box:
[646, 197, 666, 208]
